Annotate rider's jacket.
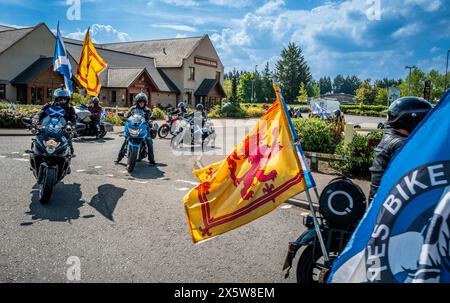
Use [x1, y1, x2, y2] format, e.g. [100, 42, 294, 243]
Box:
[37, 103, 76, 125]
[369, 128, 408, 203]
[88, 104, 102, 121]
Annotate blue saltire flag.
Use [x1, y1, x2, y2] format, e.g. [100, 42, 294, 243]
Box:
[329, 89, 450, 283]
[53, 22, 73, 94]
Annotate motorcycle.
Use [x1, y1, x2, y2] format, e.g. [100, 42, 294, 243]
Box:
[119, 111, 154, 173]
[283, 177, 367, 283]
[22, 114, 77, 204]
[74, 105, 113, 138]
[158, 109, 181, 139]
[170, 113, 216, 151]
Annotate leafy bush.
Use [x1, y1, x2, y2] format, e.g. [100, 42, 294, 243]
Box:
[245, 106, 266, 118]
[341, 104, 388, 112]
[330, 131, 383, 178]
[220, 103, 247, 118]
[293, 118, 336, 153]
[0, 110, 31, 128]
[152, 107, 166, 120]
[105, 111, 124, 126]
[71, 93, 91, 106]
[345, 109, 387, 117]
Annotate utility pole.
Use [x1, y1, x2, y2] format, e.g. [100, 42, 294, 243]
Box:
[445, 50, 450, 92]
[251, 64, 258, 103]
[405, 65, 417, 96]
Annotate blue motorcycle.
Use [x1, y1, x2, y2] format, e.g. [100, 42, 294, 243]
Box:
[121, 111, 149, 173]
[23, 108, 74, 203]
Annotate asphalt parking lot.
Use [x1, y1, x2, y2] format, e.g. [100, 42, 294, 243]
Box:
[0, 117, 375, 283]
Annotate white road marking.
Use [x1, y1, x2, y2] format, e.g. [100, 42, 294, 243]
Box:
[281, 205, 292, 209]
[13, 158, 28, 162]
[105, 174, 114, 177]
[158, 177, 170, 181]
[76, 169, 86, 173]
[0, 155, 6, 158]
[120, 171, 128, 174]
[94, 166, 103, 169]
[22, 154, 29, 157]
[133, 180, 148, 184]
[176, 180, 199, 186]
[176, 187, 190, 191]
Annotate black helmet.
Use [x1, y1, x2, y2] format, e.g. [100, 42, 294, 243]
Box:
[178, 102, 186, 110]
[196, 103, 204, 111]
[387, 97, 432, 133]
[92, 96, 100, 104]
[134, 92, 148, 107]
[53, 88, 71, 107]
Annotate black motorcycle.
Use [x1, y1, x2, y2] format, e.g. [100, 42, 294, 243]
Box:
[283, 177, 367, 283]
[23, 116, 76, 204]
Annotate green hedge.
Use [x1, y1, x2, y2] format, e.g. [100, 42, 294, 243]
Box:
[340, 104, 388, 112]
[330, 131, 384, 178]
[345, 109, 387, 117]
[0, 110, 34, 128]
[293, 118, 336, 153]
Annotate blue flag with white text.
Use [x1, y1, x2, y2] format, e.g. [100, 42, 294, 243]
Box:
[329, 90, 450, 283]
[53, 22, 73, 94]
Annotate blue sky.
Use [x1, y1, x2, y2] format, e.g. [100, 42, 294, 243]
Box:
[0, 0, 449, 80]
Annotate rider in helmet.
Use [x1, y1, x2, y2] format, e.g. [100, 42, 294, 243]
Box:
[368, 97, 432, 203]
[35, 88, 76, 154]
[115, 92, 156, 166]
[88, 96, 103, 139]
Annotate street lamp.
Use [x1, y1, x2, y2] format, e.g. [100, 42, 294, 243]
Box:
[251, 65, 258, 103]
[405, 65, 417, 96]
[445, 50, 450, 92]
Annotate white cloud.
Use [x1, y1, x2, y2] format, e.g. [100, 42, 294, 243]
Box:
[430, 47, 441, 53]
[405, 0, 442, 12]
[392, 23, 422, 38]
[151, 24, 197, 32]
[66, 24, 131, 43]
[256, 0, 285, 15]
[208, 0, 251, 8]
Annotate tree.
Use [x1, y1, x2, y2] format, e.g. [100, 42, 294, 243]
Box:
[319, 76, 332, 95]
[261, 62, 276, 102]
[400, 68, 426, 97]
[223, 79, 232, 99]
[229, 68, 240, 103]
[355, 80, 376, 104]
[297, 82, 308, 102]
[426, 69, 446, 102]
[333, 74, 346, 93]
[375, 87, 388, 105]
[274, 42, 312, 102]
[237, 72, 255, 102]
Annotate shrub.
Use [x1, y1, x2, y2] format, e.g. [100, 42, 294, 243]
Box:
[330, 131, 383, 178]
[105, 111, 124, 126]
[0, 109, 31, 128]
[293, 118, 336, 153]
[220, 103, 247, 118]
[245, 106, 266, 118]
[152, 107, 166, 120]
[71, 93, 91, 106]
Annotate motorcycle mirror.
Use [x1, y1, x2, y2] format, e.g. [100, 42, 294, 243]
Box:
[117, 112, 125, 117]
[22, 117, 32, 126]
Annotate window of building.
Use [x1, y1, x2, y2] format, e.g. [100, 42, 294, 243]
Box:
[189, 67, 195, 81]
[0, 84, 5, 100]
[216, 71, 221, 81]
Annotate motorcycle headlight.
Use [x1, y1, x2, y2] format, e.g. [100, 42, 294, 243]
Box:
[129, 129, 141, 136]
[44, 139, 61, 154]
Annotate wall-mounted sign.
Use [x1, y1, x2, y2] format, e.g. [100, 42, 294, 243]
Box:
[194, 57, 218, 68]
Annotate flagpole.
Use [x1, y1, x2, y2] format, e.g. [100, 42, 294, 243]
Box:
[274, 83, 330, 264]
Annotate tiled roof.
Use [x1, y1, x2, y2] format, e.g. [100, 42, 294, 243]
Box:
[107, 68, 145, 88]
[64, 40, 177, 93]
[195, 79, 226, 97]
[102, 36, 205, 68]
[0, 26, 35, 55]
[11, 57, 53, 85]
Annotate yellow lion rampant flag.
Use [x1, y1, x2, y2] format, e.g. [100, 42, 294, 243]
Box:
[76, 28, 107, 96]
[184, 86, 307, 243]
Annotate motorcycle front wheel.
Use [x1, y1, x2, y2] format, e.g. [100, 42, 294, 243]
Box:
[158, 124, 170, 138]
[127, 147, 138, 173]
[39, 167, 58, 204]
[296, 245, 337, 283]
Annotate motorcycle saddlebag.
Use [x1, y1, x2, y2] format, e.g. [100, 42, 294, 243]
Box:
[318, 177, 366, 227]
